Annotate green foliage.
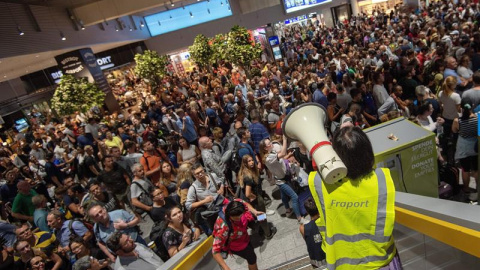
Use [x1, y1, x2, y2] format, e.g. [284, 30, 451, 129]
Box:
[134, 50, 168, 87]
[250, 67, 261, 77]
[210, 34, 227, 63]
[51, 75, 105, 115]
[189, 34, 213, 69]
[225, 25, 262, 70]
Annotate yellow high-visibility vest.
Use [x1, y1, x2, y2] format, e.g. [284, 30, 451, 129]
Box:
[308, 168, 396, 270]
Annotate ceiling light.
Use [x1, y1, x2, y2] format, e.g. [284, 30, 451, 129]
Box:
[17, 25, 24, 36]
[81, 25, 85, 30]
[129, 27, 133, 31]
[115, 25, 119, 31]
[140, 21, 145, 27]
[60, 31, 66, 41]
[170, 0, 174, 6]
[190, 11, 193, 18]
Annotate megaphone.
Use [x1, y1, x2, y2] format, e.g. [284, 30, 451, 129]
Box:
[282, 103, 347, 184]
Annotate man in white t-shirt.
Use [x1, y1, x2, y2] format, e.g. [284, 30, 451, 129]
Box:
[372, 72, 389, 108]
[85, 118, 100, 141]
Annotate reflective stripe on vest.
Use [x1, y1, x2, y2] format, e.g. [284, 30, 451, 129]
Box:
[308, 172, 326, 233]
[327, 243, 395, 270]
[308, 168, 395, 270]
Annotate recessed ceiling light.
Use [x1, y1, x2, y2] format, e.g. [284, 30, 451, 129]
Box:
[170, 0, 174, 6]
[17, 25, 24, 36]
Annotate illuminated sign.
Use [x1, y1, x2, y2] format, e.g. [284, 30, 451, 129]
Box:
[284, 15, 308, 24]
[283, 0, 332, 14]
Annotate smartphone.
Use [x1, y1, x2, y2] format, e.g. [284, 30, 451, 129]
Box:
[257, 213, 267, 221]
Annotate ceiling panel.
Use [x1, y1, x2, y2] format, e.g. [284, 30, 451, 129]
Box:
[0, 0, 102, 8]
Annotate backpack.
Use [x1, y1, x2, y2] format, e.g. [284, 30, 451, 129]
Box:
[127, 180, 154, 215]
[228, 144, 246, 173]
[68, 219, 94, 241]
[217, 207, 233, 259]
[149, 221, 171, 262]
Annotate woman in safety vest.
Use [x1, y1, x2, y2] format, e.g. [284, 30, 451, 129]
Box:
[308, 126, 402, 269]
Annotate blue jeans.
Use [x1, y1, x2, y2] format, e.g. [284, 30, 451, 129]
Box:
[278, 183, 300, 218]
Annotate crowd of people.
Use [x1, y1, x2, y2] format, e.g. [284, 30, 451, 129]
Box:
[0, 0, 479, 269]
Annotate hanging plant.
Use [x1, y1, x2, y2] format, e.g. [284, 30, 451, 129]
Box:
[51, 75, 105, 116]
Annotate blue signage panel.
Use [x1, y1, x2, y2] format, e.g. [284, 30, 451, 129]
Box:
[268, 36, 280, 46]
[284, 15, 308, 25]
[283, 0, 332, 14]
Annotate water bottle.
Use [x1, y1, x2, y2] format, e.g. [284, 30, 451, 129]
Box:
[436, 125, 443, 137]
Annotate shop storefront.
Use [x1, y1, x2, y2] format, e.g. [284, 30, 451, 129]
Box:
[357, 0, 403, 14]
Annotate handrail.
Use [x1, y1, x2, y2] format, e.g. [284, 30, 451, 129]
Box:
[171, 236, 214, 270]
[395, 192, 480, 258]
[395, 206, 480, 258]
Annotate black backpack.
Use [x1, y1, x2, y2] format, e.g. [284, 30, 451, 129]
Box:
[228, 145, 246, 173]
[149, 221, 171, 262]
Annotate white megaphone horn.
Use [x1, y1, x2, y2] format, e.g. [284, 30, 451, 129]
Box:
[282, 103, 347, 184]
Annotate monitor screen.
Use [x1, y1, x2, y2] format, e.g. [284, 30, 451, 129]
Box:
[14, 118, 29, 132]
[282, 0, 332, 14]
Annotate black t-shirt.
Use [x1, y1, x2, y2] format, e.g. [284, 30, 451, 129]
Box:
[97, 164, 128, 194]
[150, 197, 177, 223]
[243, 176, 260, 202]
[83, 155, 100, 178]
[45, 161, 64, 184]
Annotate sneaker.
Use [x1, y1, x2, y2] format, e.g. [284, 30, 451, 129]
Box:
[265, 226, 277, 240]
[266, 210, 275, 216]
[298, 217, 308, 224]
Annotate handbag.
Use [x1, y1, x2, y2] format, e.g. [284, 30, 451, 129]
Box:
[200, 195, 225, 219]
[129, 181, 153, 215]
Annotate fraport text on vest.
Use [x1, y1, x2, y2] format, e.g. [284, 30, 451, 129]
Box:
[330, 200, 369, 209]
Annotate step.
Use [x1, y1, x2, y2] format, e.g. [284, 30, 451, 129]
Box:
[268, 255, 315, 270]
